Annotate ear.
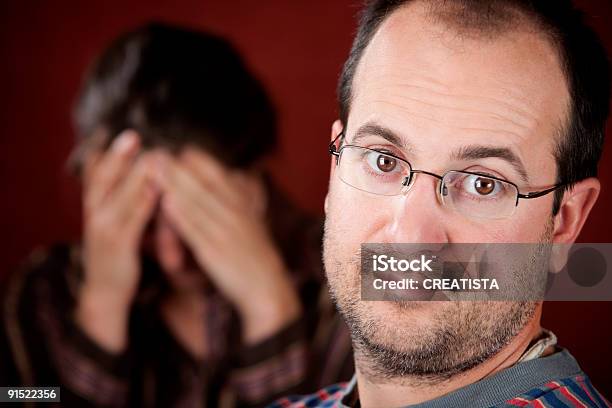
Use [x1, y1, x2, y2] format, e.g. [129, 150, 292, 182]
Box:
[331, 119, 344, 141]
[329, 120, 344, 175]
[552, 177, 600, 244]
[325, 120, 344, 216]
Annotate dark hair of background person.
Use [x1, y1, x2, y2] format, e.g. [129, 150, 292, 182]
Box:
[338, 0, 611, 215]
[72, 22, 277, 169]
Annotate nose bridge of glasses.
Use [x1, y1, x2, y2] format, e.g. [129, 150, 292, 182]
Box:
[401, 169, 445, 197]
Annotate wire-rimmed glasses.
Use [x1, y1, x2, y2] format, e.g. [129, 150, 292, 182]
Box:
[329, 132, 563, 220]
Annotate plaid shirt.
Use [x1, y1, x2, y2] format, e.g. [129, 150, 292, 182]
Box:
[271, 333, 610, 408]
[271, 373, 610, 408]
[1, 182, 354, 407]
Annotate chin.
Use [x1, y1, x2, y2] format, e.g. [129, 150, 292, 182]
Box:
[370, 300, 442, 323]
[352, 300, 444, 344]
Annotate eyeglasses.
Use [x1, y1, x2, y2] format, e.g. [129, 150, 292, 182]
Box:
[329, 132, 564, 220]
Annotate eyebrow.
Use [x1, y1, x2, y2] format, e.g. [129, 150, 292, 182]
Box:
[349, 121, 529, 183]
[450, 145, 529, 183]
[350, 122, 410, 150]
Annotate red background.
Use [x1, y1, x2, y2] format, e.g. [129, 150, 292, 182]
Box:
[1, 0, 611, 394]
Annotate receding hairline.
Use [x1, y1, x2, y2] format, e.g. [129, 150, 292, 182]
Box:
[424, 0, 539, 39]
[344, 0, 570, 109]
[346, 0, 571, 139]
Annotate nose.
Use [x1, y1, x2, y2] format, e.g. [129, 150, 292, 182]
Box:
[382, 172, 449, 244]
[155, 213, 185, 273]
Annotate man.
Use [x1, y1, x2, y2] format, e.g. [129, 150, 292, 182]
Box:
[0, 24, 353, 406]
[274, 0, 610, 407]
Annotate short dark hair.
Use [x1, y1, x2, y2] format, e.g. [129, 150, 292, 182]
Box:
[73, 23, 276, 169]
[338, 0, 610, 214]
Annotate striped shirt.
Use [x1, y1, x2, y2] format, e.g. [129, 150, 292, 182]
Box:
[271, 348, 610, 408]
[1, 181, 355, 407]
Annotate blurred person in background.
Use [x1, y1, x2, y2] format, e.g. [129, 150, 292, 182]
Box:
[0, 23, 352, 407]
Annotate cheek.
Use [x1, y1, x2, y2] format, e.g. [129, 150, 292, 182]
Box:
[326, 179, 387, 245]
[458, 207, 552, 243]
[509, 206, 554, 242]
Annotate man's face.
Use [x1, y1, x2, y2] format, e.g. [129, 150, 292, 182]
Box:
[324, 3, 569, 379]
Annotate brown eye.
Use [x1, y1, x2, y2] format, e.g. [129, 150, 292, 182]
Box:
[474, 177, 495, 195]
[376, 155, 397, 172]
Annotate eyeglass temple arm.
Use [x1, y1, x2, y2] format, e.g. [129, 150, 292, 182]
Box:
[329, 132, 345, 156]
[517, 184, 564, 199]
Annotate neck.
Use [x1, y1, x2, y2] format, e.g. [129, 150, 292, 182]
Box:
[356, 307, 543, 408]
[161, 287, 208, 361]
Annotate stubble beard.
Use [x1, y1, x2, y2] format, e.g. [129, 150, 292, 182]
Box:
[323, 216, 553, 384]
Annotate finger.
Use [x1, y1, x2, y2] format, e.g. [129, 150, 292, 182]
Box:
[85, 130, 141, 211]
[160, 192, 221, 257]
[232, 172, 268, 218]
[180, 148, 243, 208]
[125, 181, 159, 240]
[161, 195, 215, 274]
[110, 154, 157, 231]
[156, 153, 235, 225]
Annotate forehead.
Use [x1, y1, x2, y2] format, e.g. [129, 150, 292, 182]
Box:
[350, 2, 570, 163]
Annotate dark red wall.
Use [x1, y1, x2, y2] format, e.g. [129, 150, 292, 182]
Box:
[1, 0, 611, 395]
